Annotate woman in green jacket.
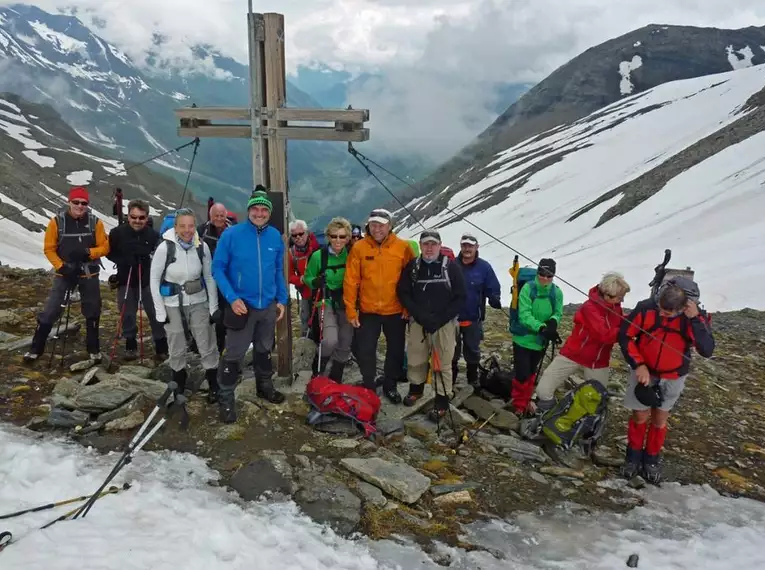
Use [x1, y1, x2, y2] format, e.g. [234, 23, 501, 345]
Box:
[304, 217, 353, 382]
[510, 258, 563, 415]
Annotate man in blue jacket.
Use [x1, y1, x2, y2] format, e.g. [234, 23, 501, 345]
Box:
[212, 190, 288, 423]
[452, 233, 502, 388]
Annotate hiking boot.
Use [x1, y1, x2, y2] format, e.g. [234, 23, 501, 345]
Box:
[24, 321, 52, 362]
[383, 387, 402, 405]
[89, 352, 102, 364]
[205, 368, 220, 404]
[219, 395, 237, 424]
[256, 377, 285, 404]
[218, 362, 239, 423]
[403, 383, 425, 407]
[642, 453, 662, 485]
[328, 360, 346, 383]
[154, 337, 169, 361]
[428, 394, 450, 423]
[620, 447, 643, 479]
[172, 368, 187, 396]
[124, 338, 138, 361]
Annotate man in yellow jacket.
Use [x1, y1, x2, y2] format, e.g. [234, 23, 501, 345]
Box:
[24, 187, 110, 362]
[343, 208, 415, 403]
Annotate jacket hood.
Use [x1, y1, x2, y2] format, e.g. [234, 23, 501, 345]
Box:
[588, 284, 623, 312]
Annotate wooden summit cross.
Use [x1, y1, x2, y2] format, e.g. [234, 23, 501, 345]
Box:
[173, 5, 370, 376]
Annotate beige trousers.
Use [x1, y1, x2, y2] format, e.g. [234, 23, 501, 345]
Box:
[535, 355, 610, 401]
[407, 320, 457, 397]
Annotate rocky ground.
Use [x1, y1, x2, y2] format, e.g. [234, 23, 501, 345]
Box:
[1, 266, 764, 558]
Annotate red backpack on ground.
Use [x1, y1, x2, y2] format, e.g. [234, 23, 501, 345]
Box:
[305, 376, 381, 436]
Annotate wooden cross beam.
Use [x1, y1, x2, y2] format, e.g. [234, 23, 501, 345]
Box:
[173, 7, 371, 377]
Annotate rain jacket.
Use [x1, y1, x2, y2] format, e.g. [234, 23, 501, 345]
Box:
[456, 254, 501, 323]
[212, 221, 288, 309]
[303, 245, 348, 310]
[560, 285, 623, 369]
[343, 232, 415, 320]
[513, 277, 563, 351]
[288, 232, 320, 299]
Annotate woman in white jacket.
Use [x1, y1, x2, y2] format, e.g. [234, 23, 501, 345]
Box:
[150, 208, 220, 401]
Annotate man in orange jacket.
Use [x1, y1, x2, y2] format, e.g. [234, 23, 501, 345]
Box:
[24, 187, 110, 362]
[343, 208, 415, 403]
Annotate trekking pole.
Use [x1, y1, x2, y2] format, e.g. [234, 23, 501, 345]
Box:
[453, 411, 497, 451]
[0, 484, 127, 521]
[48, 284, 73, 368]
[316, 283, 327, 373]
[138, 264, 144, 364]
[58, 284, 74, 368]
[108, 266, 133, 365]
[70, 382, 179, 521]
[431, 337, 458, 438]
[38, 484, 130, 530]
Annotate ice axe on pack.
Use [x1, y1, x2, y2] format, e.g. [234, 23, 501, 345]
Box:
[649, 249, 671, 298]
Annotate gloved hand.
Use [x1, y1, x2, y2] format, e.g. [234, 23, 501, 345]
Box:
[540, 326, 559, 343]
[57, 262, 79, 277]
[488, 297, 502, 310]
[68, 246, 89, 263]
[545, 318, 558, 333]
[210, 309, 222, 324]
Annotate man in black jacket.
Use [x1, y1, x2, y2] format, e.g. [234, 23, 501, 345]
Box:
[198, 202, 232, 355]
[397, 229, 466, 420]
[106, 199, 167, 360]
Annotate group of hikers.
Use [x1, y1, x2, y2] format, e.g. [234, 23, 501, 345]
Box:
[22, 186, 715, 484]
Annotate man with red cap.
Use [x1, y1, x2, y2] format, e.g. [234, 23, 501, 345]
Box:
[24, 187, 110, 362]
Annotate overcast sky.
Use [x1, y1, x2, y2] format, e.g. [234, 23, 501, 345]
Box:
[5, 0, 765, 160]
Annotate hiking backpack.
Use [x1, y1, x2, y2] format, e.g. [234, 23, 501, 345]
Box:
[156, 240, 205, 296]
[410, 255, 452, 290]
[159, 212, 176, 235]
[523, 380, 609, 454]
[305, 376, 381, 437]
[508, 266, 557, 336]
[478, 354, 514, 398]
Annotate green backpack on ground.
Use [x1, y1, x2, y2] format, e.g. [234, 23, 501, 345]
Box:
[534, 379, 609, 454]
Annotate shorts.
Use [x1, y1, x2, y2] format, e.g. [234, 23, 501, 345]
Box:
[623, 368, 687, 412]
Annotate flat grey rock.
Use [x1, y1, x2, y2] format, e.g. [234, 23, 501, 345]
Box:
[340, 457, 430, 504]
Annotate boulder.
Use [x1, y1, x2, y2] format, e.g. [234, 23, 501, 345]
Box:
[294, 473, 361, 536]
[355, 481, 387, 507]
[462, 396, 519, 432]
[0, 309, 21, 326]
[105, 410, 145, 431]
[340, 457, 430, 504]
[46, 408, 89, 428]
[70, 359, 97, 372]
[118, 365, 154, 379]
[96, 395, 149, 424]
[229, 453, 295, 500]
[292, 337, 316, 372]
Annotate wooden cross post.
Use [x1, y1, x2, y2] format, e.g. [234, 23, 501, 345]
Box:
[174, 6, 370, 377]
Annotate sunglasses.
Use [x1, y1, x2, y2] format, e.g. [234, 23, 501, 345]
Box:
[328, 234, 348, 240]
[537, 271, 554, 278]
[129, 215, 147, 221]
[70, 200, 88, 206]
[291, 232, 305, 238]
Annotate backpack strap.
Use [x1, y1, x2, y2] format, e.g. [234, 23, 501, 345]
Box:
[320, 247, 329, 276]
[442, 256, 451, 291]
[160, 241, 177, 285]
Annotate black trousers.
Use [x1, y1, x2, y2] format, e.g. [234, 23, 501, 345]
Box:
[452, 321, 482, 378]
[356, 312, 406, 391]
[513, 342, 544, 383]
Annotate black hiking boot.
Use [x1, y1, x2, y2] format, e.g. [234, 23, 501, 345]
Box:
[620, 447, 643, 479]
[172, 368, 187, 397]
[218, 362, 239, 423]
[205, 368, 220, 404]
[85, 317, 100, 356]
[328, 360, 346, 383]
[383, 386, 402, 405]
[642, 453, 662, 485]
[256, 379, 285, 404]
[24, 321, 52, 362]
[124, 337, 138, 361]
[403, 383, 425, 407]
[428, 394, 450, 423]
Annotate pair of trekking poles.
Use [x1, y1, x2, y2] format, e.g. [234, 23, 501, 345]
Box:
[0, 381, 187, 553]
[108, 264, 146, 365]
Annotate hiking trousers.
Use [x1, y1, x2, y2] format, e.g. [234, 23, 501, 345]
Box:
[452, 321, 482, 379]
[299, 296, 313, 337]
[319, 304, 353, 364]
[535, 355, 610, 402]
[220, 302, 277, 399]
[356, 312, 406, 391]
[409, 320, 457, 398]
[39, 275, 100, 325]
[117, 285, 166, 342]
[164, 301, 218, 372]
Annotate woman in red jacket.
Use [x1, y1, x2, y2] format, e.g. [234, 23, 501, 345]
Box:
[535, 272, 631, 412]
[618, 278, 714, 484]
[288, 220, 320, 336]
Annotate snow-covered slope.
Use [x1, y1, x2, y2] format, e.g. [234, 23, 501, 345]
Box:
[2, 425, 764, 569]
[0, 93, 195, 271]
[399, 64, 765, 312]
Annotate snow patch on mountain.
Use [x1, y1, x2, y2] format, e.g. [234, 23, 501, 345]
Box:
[21, 150, 55, 168]
[400, 64, 765, 312]
[727, 45, 756, 69]
[67, 170, 93, 185]
[28, 20, 87, 54]
[619, 55, 643, 95]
